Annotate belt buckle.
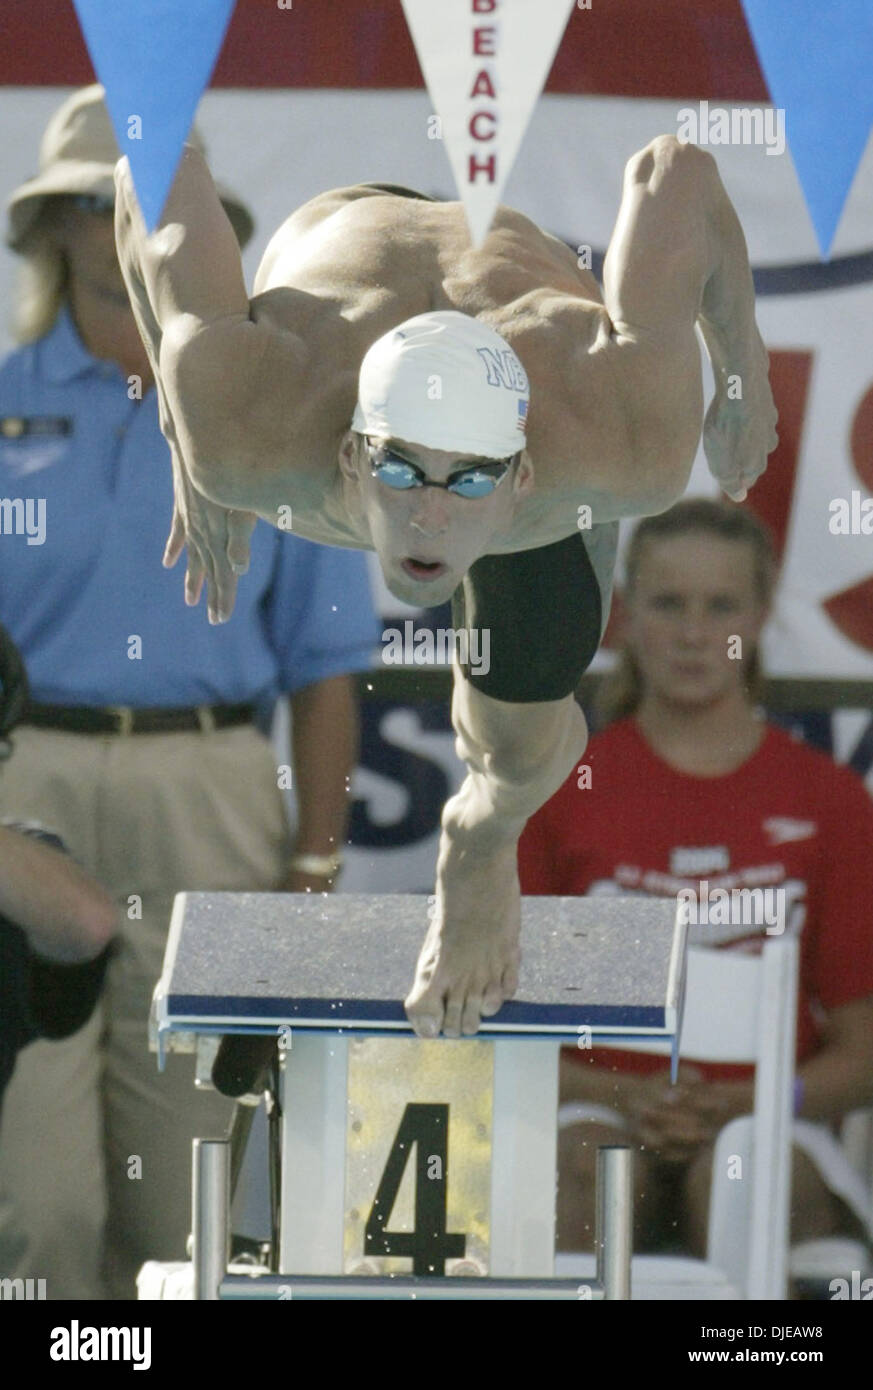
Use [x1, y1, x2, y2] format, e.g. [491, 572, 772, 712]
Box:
[107, 705, 135, 736]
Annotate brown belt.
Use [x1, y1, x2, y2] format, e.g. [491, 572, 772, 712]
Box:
[21, 701, 256, 736]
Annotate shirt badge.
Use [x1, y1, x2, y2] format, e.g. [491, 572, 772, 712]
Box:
[762, 816, 817, 845]
[0, 416, 72, 438]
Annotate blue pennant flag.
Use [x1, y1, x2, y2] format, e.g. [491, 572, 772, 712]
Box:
[740, 0, 873, 258]
[72, 0, 236, 231]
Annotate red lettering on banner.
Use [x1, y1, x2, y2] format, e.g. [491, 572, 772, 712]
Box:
[850, 381, 873, 492]
[823, 377, 873, 652]
[473, 26, 497, 56]
[740, 349, 812, 564]
[469, 152, 497, 183]
[603, 348, 813, 653]
[472, 0, 498, 11]
[823, 576, 873, 652]
[469, 110, 496, 140]
[470, 68, 497, 99]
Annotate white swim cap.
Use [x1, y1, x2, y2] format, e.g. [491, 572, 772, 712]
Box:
[352, 310, 530, 458]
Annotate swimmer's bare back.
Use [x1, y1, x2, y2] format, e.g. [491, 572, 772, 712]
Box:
[115, 139, 777, 598]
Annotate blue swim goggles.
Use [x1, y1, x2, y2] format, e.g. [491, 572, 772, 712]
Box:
[366, 436, 516, 499]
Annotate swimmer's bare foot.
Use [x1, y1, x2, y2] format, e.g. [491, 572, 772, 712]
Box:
[404, 837, 521, 1039]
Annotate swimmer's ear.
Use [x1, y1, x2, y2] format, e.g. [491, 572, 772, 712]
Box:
[338, 429, 364, 482]
[512, 450, 534, 499]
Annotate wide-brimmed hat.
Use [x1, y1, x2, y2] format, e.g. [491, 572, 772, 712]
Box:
[6, 83, 254, 251]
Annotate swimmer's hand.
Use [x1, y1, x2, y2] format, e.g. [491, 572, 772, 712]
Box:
[701, 325, 778, 502]
[162, 453, 256, 624]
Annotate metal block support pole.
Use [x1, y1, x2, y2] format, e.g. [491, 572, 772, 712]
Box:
[595, 1145, 633, 1300]
[193, 1138, 230, 1301]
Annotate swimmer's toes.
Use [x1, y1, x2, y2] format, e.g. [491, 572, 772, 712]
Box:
[461, 996, 484, 1035]
[481, 984, 504, 1017]
[502, 960, 520, 998]
[442, 997, 463, 1039]
[404, 985, 444, 1039]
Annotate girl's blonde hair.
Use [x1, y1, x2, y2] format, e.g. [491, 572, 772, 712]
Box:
[596, 498, 777, 727]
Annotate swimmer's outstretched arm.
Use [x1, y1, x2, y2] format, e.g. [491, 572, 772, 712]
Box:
[114, 148, 266, 619]
[114, 147, 309, 620]
[599, 134, 777, 503]
[534, 136, 776, 513]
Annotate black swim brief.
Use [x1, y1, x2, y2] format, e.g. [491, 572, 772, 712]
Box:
[451, 524, 618, 703]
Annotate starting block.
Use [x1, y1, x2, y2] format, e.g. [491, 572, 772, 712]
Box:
[148, 893, 686, 1300]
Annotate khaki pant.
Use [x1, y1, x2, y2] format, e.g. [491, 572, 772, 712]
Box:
[0, 723, 291, 1299]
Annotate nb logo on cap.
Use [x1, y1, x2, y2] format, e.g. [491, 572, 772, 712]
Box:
[476, 347, 529, 393]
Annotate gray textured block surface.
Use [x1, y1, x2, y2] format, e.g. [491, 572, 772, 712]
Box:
[156, 893, 685, 1039]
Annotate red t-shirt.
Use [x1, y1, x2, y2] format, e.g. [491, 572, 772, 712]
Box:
[518, 718, 873, 1080]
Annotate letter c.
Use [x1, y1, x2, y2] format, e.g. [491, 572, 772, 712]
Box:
[469, 110, 496, 141]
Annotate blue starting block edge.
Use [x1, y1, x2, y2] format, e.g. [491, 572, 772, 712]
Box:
[153, 891, 687, 1076]
[162, 995, 671, 1031]
[218, 1274, 604, 1301]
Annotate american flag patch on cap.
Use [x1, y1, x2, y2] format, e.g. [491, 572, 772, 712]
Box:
[517, 399, 528, 432]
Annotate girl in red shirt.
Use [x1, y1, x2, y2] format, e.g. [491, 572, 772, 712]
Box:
[518, 499, 873, 1257]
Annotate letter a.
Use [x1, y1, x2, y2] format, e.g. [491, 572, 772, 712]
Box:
[829, 498, 849, 534]
[676, 108, 697, 144]
[50, 1329, 70, 1361]
[469, 69, 497, 99]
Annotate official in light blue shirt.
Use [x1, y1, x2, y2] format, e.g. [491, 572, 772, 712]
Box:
[0, 305, 380, 711]
[0, 84, 385, 1306]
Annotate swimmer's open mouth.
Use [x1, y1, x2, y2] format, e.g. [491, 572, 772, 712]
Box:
[401, 558, 448, 581]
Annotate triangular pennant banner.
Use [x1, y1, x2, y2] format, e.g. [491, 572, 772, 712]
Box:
[72, 0, 236, 232]
[402, 0, 575, 247]
[740, 0, 873, 258]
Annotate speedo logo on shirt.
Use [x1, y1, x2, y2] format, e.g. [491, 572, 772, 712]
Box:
[763, 817, 817, 846]
[671, 846, 730, 876]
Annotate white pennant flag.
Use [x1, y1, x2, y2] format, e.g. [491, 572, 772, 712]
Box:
[402, 0, 576, 247]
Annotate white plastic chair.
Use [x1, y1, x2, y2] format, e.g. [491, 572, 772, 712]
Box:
[789, 1108, 873, 1285]
[555, 937, 799, 1299]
